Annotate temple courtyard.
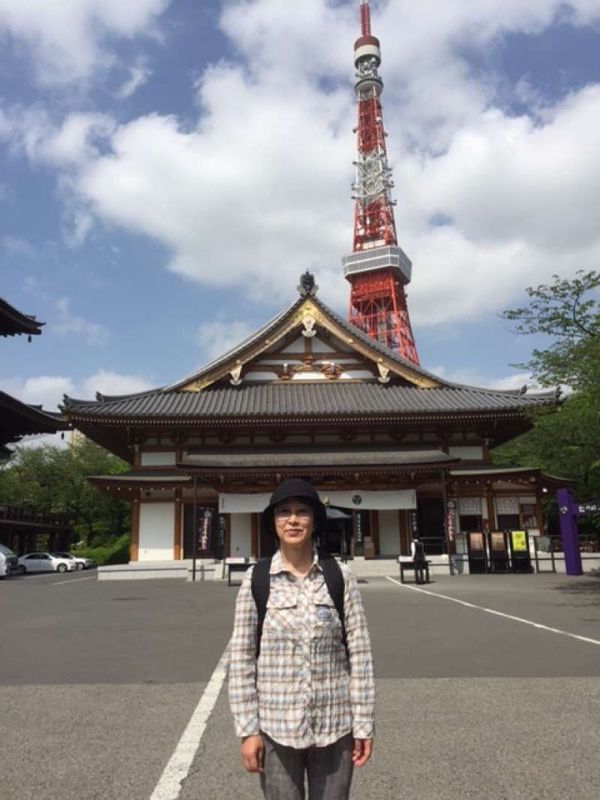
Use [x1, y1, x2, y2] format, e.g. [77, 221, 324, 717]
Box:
[1, 571, 599, 799]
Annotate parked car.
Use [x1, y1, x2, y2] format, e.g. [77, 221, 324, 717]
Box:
[0, 544, 18, 577]
[51, 552, 96, 570]
[17, 552, 76, 574]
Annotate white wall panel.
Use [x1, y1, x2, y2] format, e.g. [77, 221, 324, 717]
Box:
[230, 513, 252, 558]
[220, 494, 271, 513]
[138, 503, 174, 561]
[280, 338, 307, 353]
[448, 446, 483, 460]
[378, 510, 399, 555]
[141, 452, 177, 466]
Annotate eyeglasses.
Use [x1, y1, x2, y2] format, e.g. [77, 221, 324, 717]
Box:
[274, 507, 314, 521]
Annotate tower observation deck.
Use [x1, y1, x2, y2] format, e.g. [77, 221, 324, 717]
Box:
[342, 0, 419, 364]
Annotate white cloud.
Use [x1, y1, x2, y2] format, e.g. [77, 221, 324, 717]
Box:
[5, 0, 600, 326]
[0, 370, 154, 451]
[0, 0, 171, 85]
[80, 369, 154, 398]
[0, 369, 154, 411]
[53, 298, 108, 345]
[2, 235, 36, 257]
[1, 108, 116, 167]
[196, 319, 254, 362]
[431, 366, 536, 392]
[0, 375, 74, 410]
[116, 57, 153, 99]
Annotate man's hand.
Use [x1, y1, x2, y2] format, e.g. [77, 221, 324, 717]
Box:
[241, 735, 264, 773]
[352, 738, 373, 767]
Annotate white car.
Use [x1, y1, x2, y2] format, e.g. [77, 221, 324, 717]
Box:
[0, 544, 19, 577]
[17, 552, 76, 574]
[52, 552, 95, 571]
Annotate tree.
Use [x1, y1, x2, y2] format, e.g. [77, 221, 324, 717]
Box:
[494, 271, 600, 527]
[500, 270, 600, 389]
[0, 437, 130, 546]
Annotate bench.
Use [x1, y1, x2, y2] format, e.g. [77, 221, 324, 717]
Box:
[226, 559, 255, 586]
[398, 559, 431, 584]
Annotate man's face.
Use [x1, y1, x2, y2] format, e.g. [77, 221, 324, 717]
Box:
[273, 497, 315, 549]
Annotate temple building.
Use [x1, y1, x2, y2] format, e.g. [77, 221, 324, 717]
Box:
[62, 2, 567, 568]
[62, 274, 562, 565]
[0, 296, 69, 456]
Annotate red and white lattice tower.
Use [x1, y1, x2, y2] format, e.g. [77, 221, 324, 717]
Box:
[342, 0, 419, 364]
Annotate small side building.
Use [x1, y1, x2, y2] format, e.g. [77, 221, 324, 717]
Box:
[63, 276, 563, 565]
[0, 297, 71, 553]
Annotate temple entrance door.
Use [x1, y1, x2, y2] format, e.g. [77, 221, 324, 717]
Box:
[417, 498, 445, 554]
[320, 508, 353, 558]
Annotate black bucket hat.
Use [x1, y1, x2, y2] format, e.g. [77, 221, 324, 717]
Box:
[261, 478, 327, 537]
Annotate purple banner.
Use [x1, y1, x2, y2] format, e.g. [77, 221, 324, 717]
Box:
[556, 488, 583, 576]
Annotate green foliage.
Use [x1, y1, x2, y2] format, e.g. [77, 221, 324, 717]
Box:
[501, 270, 600, 389]
[495, 271, 600, 525]
[75, 534, 130, 566]
[0, 438, 130, 546]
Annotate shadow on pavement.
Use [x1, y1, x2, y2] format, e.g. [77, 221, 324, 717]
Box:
[552, 571, 600, 604]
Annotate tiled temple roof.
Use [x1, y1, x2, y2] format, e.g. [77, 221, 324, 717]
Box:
[181, 448, 458, 469]
[0, 391, 68, 448]
[0, 297, 44, 337]
[63, 381, 557, 422]
[165, 294, 445, 391]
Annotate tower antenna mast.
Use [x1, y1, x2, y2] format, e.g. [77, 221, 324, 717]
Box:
[343, 0, 419, 364]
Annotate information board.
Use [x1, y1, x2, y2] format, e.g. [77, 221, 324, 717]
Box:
[511, 531, 528, 552]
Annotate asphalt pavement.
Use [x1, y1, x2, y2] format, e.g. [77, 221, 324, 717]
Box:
[1, 569, 599, 799]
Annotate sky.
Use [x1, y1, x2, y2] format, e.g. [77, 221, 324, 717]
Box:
[2, 0, 600, 420]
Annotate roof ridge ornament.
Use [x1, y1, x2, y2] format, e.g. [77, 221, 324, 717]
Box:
[301, 313, 317, 337]
[377, 362, 390, 384]
[230, 363, 243, 386]
[298, 271, 318, 297]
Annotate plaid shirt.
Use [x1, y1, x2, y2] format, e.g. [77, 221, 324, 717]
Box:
[228, 550, 375, 748]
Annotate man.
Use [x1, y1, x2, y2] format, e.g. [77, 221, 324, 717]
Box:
[410, 536, 427, 584]
[228, 478, 375, 799]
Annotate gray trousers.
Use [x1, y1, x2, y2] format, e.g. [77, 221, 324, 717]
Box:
[260, 733, 354, 800]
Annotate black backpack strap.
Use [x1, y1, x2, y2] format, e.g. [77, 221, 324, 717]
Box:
[318, 550, 348, 657]
[251, 557, 271, 658]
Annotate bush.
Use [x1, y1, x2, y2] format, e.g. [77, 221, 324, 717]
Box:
[74, 534, 130, 566]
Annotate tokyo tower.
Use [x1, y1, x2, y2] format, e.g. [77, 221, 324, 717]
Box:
[342, 0, 419, 365]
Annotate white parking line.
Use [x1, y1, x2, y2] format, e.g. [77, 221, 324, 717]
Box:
[52, 576, 96, 586]
[386, 576, 600, 647]
[5, 572, 74, 582]
[149, 647, 229, 800]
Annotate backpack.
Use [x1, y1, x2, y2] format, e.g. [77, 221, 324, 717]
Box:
[251, 550, 347, 658]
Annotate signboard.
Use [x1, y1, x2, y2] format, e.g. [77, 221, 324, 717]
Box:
[469, 532, 485, 552]
[490, 532, 507, 551]
[510, 529, 531, 572]
[199, 509, 212, 551]
[467, 531, 487, 573]
[218, 515, 226, 548]
[511, 531, 528, 552]
[446, 499, 456, 541]
[410, 510, 419, 536]
[354, 511, 364, 545]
